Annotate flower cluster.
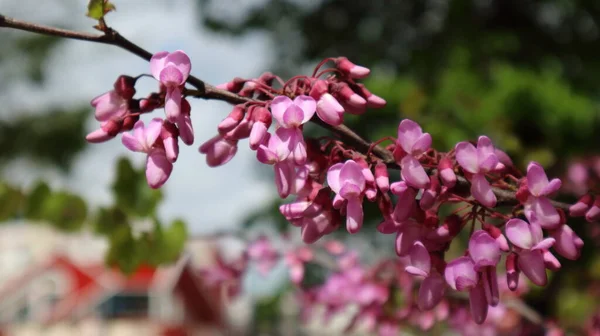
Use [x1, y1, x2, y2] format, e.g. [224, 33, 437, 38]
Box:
[86, 52, 586, 326]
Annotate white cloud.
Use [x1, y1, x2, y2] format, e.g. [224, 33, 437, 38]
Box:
[0, 0, 279, 234]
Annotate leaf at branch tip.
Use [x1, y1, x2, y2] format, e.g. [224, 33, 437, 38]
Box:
[86, 0, 116, 20]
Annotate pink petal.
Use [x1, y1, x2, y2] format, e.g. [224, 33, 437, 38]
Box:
[327, 163, 343, 194]
[316, 94, 344, 126]
[409, 241, 431, 275]
[165, 50, 191, 82]
[271, 127, 294, 161]
[346, 197, 363, 234]
[469, 282, 489, 324]
[249, 122, 268, 150]
[455, 142, 479, 174]
[483, 266, 499, 307]
[270, 96, 293, 126]
[293, 95, 317, 123]
[300, 213, 331, 243]
[526, 197, 560, 229]
[339, 183, 362, 199]
[150, 51, 169, 80]
[395, 221, 421, 257]
[551, 225, 583, 260]
[400, 155, 430, 189]
[289, 263, 304, 284]
[159, 65, 184, 86]
[176, 113, 194, 145]
[542, 178, 562, 196]
[527, 162, 549, 197]
[543, 250, 561, 271]
[518, 250, 547, 286]
[292, 136, 307, 165]
[164, 86, 182, 122]
[163, 136, 179, 162]
[476, 136, 495, 157]
[417, 274, 446, 311]
[470, 173, 496, 207]
[339, 160, 366, 192]
[397, 119, 423, 154]
[121, 133, 143, 152]
[256, 145, 278, 165]
[392, 186, 416, 222]
[145, 118, 163, 147]
[274, 161, 294, 198]
[444, 256, 478, 291]
[468, 230, 501, 270]
[411, 133, 432, 155]
[478, 152, 499, 173]
[92, 91, 128, 121]
[533, 237, 555, 251]
[145, 149, 173, 188]
[132, 120, 146, 146]
[505, 218, 534, 249]
[282, 104, 304, 128]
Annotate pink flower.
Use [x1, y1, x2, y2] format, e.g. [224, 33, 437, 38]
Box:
[256, 128, 299, 198]
[396, 119, 431, 189]
[335, 57, 371, 79]
[284, 247, 313, 284]
[198, 134, 238, 167]
[327, 160, 367, 233]
[550, 224, 584, 260]
[150, 50, 192, 122]
[444, 256, 488, 324]
[121, 118, 173, 188]
[405, 241, 446, 311]
[455, 136, 501, 207]
[270, 95, 317, 165]
[505, 218, 555, 286]
[468, 231, 500, 306]
[309, 79, 345, 126]
[247, 236, 280, 276]
[523, 162, 562, 229]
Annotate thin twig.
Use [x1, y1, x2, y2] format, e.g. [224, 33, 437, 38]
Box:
[0, 13, 572, 211]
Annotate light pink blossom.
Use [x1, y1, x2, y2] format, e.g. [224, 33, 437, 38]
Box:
[270, 95, 316, 164]
[396, 119, 431, 189]
[327, 160, 367, 233]
[455, 136, 501, 207]
[523, 162, 562, 229]
[150, 50, 192, 122]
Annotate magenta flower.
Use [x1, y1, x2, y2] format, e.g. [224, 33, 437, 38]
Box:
[405, 241, 446, 311]
[256, 128, 300, 198]
[505, 218, 555, 286]
[327, 160, 367, 233]
[455, 136, 500, 207]
[121, 118, 173, 188]
[468, 231, 500, 306]
[444, 256, 488, 324]
[309, 79, 345, 126]
[284, 247, 313, 284]
[198, 134, 238, 167]
[523, 162, 561, 229]
[550, 224, 584, 260]
[396, 119, 431, 189]
[270, 95, 316, 165]
[150, 50, 192, 122]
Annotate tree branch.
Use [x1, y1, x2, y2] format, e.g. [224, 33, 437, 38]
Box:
[0, 14, 572, 212]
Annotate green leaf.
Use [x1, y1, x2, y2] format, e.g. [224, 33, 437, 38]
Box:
[23, 181, 52, 220]
[161, 219, 188, 262]
[0, 182, 24, 221]
[105, 225, 140, 274]
[86, 0, 116, 20]
[40, 191, 88, 232]
[111, 157, 163, 217]
[94, 206, 128, 236]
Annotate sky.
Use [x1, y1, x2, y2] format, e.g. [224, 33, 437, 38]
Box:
[0, 0, 279, 235]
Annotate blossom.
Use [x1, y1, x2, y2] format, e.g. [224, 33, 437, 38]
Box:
[523, 162, 562, 229]
[396, 119, 431, 189]
[505, 218, 555, 286]
[91, 90, 129, 122]
[121, 118, 173, 188]
[198, 134, 238, 167]
[247, 236, 280, 276]
[327, 160, 367, 233]
[256, 128, 299, 198]
[270, 95, 317, 164]
[405, 241, 446, 311]
[444, 256, 488, 324]
[455, 136, 501, 207]
[309, 79, 345, 126]
[150, 50, 192, 122]
[550, 224, 584, 260]
[468, 231, 500, 306]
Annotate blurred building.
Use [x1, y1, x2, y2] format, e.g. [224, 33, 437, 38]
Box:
[0, 221, 249, 336]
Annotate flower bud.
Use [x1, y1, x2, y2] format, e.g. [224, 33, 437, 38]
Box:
[585, 196, 600, 222]
[309, 79, 329, 100]
[570, 194, 593, 217]
[218, 105, 245, 135]
[334, 57, 371, 79]
[332, 82, 367, 110]
[122, 115, 139, 131]
[85, 119, 121, 143]
[139, 93, 162, 112]
[438, 157, 456, 188]
[355, 83, 386, 108]
[113, 75, 137, 100]
[420, 177, 440, 211]
[199, 135, 238, 167]
[482, 223, 509, 252]
[375, 162, 389, 193]
[177, 99, 194, 145]
[506, 253, 519, 291]
[215, 77, 246, 93]
[161, 121, 180, 162]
